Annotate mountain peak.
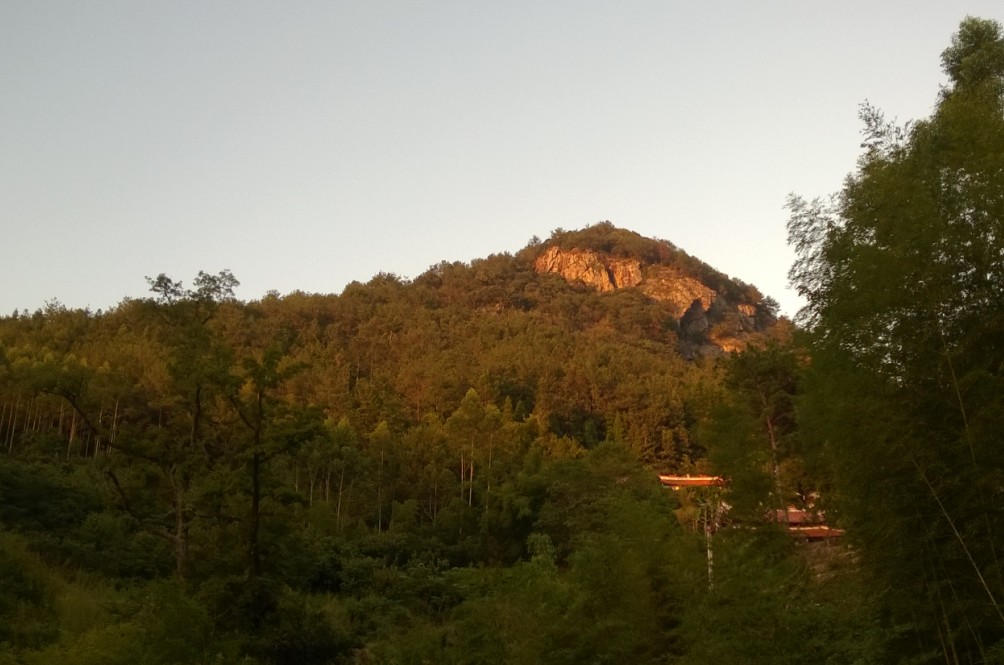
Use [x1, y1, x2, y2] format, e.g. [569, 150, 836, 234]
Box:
[532, 223, 778, 355]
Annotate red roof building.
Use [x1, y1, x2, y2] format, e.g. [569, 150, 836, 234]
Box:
[659, 475, 844, 540]
[658, 474, 726, 489]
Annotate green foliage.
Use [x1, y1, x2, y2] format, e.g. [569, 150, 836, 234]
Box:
[246, 591, 354, 665]
[677, 530, 882, 665]
[0, 460, 102, 533]
[442, 446, 698, 664]
[941, 16, 1004, 96]
[0, 160, 907, 664]
[24, 581, 213, 665]
[700, 343, 810, 521]
[0, 532, 58, 650]
[788, 16, 1004, 663]
[65, 512, 173, 579]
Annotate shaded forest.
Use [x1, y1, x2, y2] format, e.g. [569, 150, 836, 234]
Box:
[2, 17, 1004, 664]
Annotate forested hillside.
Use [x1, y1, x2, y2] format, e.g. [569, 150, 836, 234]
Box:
[1, 17, 1003, 665]
[0, 224, 851, 663]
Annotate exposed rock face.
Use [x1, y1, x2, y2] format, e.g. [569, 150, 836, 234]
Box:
[534, 245, 771, 355]
[639, 267, 717, 319]
[608, 258, 643, 290]
[679, 299, 710, 335]
[534, 247, 642, 292]
[535, 246, 719, 317]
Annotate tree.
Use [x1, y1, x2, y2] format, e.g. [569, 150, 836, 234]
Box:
[787, 17, 1004, 662]
[941, 16, 1004, 97]
[222, 343, 325, 577]
[703, 343, 806, 522]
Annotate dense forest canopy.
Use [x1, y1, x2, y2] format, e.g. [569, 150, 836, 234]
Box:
[1, 17, 1002, 664]
[787, 15, 1004, 662]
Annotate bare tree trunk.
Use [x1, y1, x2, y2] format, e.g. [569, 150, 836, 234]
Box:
[93, 406, 104, 458]
[377, 448, 384, 532]
[111, 398, 119, 445]
[172, 476, 190, 580]
[0, 402, 8, 453]
[250, 450, 262, 577]
[67, 411, 76, 458]
[759, 388, 786, 524]
[22, 398, 32, 435]
[484, 435, 493, 514]
[308, 464, 320, 508]
[346, 478, 355, 531]
[705, 503, 715, 589]
[431, 476, 437, 527]
[23, 399, 34, 433]
[336, 466, 345, 531]
[468, 443, 474, 506]
[246, 387, 266, 578]
[7, 397, 20, 453]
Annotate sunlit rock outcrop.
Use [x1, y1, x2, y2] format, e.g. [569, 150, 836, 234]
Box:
[534, 243, 774, 356]
[534, 247, 642, 292]
[637, 266, 717, 319]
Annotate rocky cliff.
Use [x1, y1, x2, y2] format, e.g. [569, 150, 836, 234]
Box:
[533, 246, 643, 293]
[534, 243, 774, 355]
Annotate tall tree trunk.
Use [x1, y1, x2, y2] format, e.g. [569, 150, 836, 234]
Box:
[23, 398, 34, 433]
[468, 443, 474, 506]
[250, 450, 262, 577]
[377, 448, 384, 532]
[111, 398, 119, 445]
[247, 386, 265, 578]
[173, 476, 190, 580]
[336, 466, 345, 531]
[0, 402, 8, 452]
[759, 388, 786, 524]
[484, 435, 493, 515]
[67, 411, 77, 458]
[93, 406, 103, 458]
[7, 396, 20, 452]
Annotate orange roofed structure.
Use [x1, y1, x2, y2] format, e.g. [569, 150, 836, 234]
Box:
[658, 474, 726, 489]
[659, 475, 845, 541]
[786, 525, 846, 540]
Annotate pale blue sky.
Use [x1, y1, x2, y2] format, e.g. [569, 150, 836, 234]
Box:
[3, 2, 1002, 317]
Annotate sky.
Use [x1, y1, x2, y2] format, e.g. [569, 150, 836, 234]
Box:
[3, 2, 1003, 318]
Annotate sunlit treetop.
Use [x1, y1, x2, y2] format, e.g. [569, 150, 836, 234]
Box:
[940, 16, 1004, 97]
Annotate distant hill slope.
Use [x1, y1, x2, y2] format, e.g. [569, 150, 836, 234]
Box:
[0, 222, 783, 468]
[529, 222, 779, 355]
